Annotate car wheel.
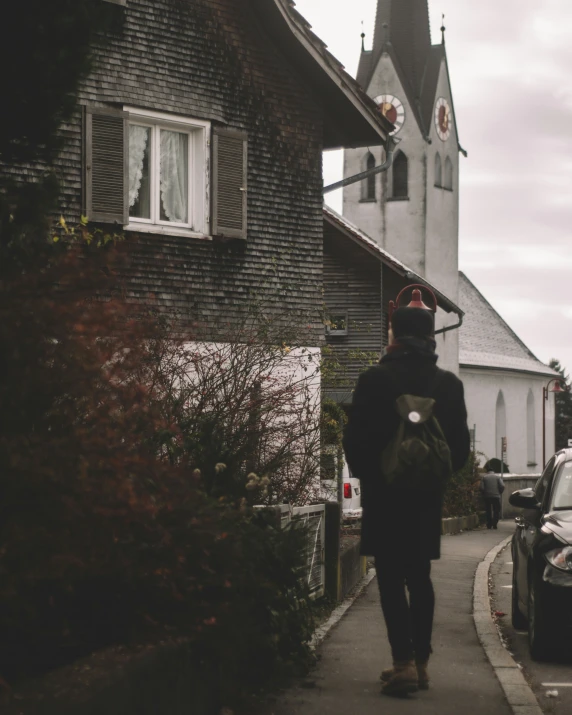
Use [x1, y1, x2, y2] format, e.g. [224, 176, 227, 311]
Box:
[527, 572, 551, 661]
[511, 554, 527, 630]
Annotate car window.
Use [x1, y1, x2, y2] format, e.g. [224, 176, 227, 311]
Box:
[550, 461, 572, 510]
[535, 456, 556, 505]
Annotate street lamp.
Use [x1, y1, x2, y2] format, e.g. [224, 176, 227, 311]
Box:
[542, 378, 569, 468]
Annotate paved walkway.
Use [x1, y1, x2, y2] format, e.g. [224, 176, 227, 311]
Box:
[267, 522, 515, 715]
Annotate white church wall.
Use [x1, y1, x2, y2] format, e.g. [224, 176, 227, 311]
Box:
[342, 141, 385, 241]
[460, 367, 556, 474]
[343, 53, 429, 275]
[435, 324, 459, 375]
[424, 57, 460, 306]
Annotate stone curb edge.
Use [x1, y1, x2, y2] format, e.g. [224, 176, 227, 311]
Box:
[310, 568, 376, 649]
[473, 535, 544, 715]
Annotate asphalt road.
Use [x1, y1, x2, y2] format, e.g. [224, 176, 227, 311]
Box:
[491, 534, 572, 715]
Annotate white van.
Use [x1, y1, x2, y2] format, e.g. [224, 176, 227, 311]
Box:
[320, 446, 362, 520]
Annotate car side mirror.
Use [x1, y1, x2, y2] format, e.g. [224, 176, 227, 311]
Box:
[509, 488, 540, 510]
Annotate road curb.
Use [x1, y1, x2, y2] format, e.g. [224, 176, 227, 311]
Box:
[473, 535, 544, 715]
[310, 568, 376, 649]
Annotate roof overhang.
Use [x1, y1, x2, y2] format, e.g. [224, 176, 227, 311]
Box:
[250, 0, 392, 149]
[459, 360, 559, 379]
[323, 206, 462, 317]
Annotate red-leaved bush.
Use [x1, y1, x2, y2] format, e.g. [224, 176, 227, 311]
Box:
[0, 231, 315, 701]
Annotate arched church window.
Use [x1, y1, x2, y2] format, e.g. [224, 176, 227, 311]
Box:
[527, 390, 537, 466]
[434, 153, 442, 187]
[361, 152, 376, 201]
[392, 151, 408, 198]
[444, 156, 454, 190]
[495, 391, 507, 461]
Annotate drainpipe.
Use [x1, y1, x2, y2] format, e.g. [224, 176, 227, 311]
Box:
[323, 135, 400, 195]
[435, 312, 463, 335]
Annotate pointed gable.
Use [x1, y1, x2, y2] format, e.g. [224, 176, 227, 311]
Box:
[371, 0, 431, 98]
[356, 1, 463, 146]
[357, 0, 431, 135]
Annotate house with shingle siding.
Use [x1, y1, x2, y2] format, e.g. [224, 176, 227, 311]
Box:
[322, 206, 461, 406]
[2, 0, 390, 345]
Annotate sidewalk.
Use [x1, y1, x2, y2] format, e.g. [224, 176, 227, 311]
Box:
[267, 522, 515, 715]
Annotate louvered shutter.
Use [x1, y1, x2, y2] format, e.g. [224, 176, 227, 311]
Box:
[212, 128, 247, 239]
[84, 107, 128, 224]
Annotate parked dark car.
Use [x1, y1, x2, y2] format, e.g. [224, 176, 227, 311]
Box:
[510, 448, 572, 660]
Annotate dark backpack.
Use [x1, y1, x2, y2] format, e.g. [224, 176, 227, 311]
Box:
[380, 374, 452, 492]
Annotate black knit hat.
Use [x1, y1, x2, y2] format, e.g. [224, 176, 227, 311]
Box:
[391, 307, 435, 338]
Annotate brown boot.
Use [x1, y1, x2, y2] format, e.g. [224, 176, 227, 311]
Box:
[416, 660, 429, 690]
[380, 660, 418, 697]
[381, 661, 429, 690]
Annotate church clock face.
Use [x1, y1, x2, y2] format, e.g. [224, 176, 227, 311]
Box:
[373, 94, 405, 135]
[435, 97, 452, 141]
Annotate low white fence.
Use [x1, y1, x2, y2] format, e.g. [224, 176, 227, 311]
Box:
[256, 503, 326, 599]
[501, 474, 540, 518]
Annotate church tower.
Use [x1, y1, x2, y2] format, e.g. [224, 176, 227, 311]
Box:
[343, 0, 462, 370]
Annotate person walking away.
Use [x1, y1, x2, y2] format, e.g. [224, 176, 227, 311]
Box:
[480, 465, 505, 529]
[343, 295, 470, 698]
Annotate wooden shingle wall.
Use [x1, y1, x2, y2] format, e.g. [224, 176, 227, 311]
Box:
[323, 224, 382, 392]
[2, 0, 325, 343]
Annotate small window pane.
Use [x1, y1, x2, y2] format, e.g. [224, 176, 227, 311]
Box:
[434, 153, 442, 187]
[393, 152, 408, 198]
[552, 461, 572, 509]
[129, 125, 151, 219]
[363, 153, 375, 200]
[160, 130, 189, 223]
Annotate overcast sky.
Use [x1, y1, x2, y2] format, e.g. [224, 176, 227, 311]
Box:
[297, 0, 572, 377]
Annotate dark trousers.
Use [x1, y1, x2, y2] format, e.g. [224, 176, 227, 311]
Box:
[484, 497, 501, 528]
[374, 555, 434, 663]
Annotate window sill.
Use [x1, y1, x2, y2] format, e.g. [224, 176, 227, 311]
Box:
[359, 198, 377, 203]
[387, 196, 409, 202]
[125, 223, 211, 240]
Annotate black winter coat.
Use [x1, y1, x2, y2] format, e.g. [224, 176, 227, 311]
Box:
[343, 349, 470, 560]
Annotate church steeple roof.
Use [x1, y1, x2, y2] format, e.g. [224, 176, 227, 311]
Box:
[370, 0, 431, 97]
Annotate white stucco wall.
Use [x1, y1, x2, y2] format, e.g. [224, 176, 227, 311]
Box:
[460, 366, 556, 474]
[424, 58, 459, 306]
[342, 51, 460, 376]
[435, 323, 459, 375]
[343, 53, 429, 275]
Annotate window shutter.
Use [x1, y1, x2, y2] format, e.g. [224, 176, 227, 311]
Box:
[212, 128, 247, 239]
[84, 107, 128, 224]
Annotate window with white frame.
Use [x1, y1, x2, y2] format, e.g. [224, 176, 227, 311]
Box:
[126, 109, 209, 234]
[85, 106, 247, 239]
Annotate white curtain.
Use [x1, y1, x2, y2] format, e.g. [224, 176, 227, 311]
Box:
[160, 130, 188, 223]
[129, 125, 149, 208]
